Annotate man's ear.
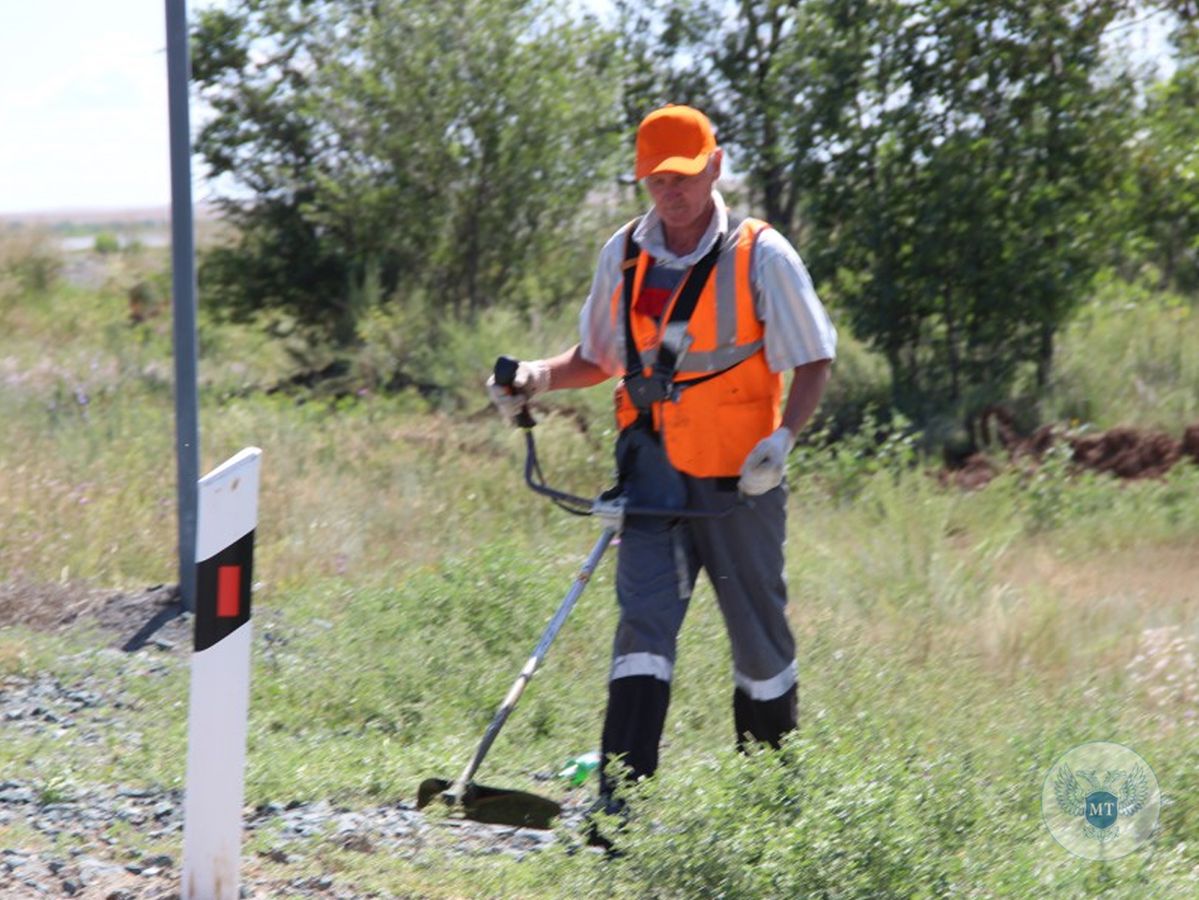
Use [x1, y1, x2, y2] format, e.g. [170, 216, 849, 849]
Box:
[709, 148, 724, 180]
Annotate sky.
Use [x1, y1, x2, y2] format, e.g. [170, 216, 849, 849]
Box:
[0, 1, 1175, 217]
[0, 0, 232, 216]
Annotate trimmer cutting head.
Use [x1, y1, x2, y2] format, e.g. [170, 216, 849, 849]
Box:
[416, 777, 562, 830]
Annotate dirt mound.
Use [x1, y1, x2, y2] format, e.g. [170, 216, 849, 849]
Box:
[945, 454, 1000, 490]
[943, 411, 1199, 489]
[1070, 427, 1181, 479]
[1183, 424, 1199, 463]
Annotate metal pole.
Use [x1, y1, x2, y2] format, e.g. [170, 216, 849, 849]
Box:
[165, 0, 200, 612]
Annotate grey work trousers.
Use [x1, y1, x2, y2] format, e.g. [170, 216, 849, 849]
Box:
[598, 477, 798, 792]
[609, 475, 797, 700]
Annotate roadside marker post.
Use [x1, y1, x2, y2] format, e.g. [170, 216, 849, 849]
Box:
[181, 448, 262, 900]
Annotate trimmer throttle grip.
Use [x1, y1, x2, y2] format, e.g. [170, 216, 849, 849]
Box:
[493, 356, 537, 429]
[493, 355, 520, 388]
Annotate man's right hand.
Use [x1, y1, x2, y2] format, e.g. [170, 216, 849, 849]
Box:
[485, 358, 551, 425]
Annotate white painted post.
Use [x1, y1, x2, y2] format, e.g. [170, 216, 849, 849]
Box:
[181, 448, 262, 900]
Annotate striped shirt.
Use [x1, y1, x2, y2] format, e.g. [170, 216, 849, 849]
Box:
[579, 191, 837, 376]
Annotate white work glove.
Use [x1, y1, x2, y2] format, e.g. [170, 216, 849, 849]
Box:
[485, 359, 551, 425]
[738, 426, 796, 496]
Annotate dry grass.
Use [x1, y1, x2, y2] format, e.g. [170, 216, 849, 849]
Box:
[785, 466, 1199, 701]
[958, 537, 1196, 681]
[1002, 538, 1198, 619]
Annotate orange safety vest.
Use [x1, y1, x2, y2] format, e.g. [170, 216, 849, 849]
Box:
[611, 217, 783, 478]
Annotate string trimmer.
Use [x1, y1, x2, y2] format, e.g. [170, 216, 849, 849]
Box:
[416, 356, 736, 829]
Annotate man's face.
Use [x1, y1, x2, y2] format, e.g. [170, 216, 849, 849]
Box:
[643, 151, 722, 233]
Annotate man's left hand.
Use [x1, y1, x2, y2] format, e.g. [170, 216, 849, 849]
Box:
[738, 426, 796, 496]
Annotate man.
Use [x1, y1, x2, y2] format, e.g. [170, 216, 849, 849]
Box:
[488, 105, 836, 824]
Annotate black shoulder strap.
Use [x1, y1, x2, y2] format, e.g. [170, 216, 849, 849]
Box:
[621, 214, 745, 376]
[618, 215, 752, 419]
[621, 219, 643, 378]
[652, 236, 722, 374]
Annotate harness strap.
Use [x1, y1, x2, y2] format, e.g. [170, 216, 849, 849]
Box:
[621, 214, 747, 415]
[620, 219, 643, 380]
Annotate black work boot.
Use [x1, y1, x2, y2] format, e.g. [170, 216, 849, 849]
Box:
[585, 675, 670, 852]
[583, 791, 629, 855]
[733, 683, 798, 750]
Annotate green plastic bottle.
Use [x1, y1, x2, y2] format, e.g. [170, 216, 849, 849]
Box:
[558, 751, 601, 786]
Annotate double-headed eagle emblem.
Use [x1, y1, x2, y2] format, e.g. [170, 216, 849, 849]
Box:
[1053, 764, 1151, 842]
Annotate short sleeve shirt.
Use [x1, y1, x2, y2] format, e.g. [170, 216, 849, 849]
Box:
[578, 191, 837, 376]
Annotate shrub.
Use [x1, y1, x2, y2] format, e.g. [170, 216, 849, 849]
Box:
[792, 411, 919, 504]
[93, 231, 121, 255]
[1045, 274, 1199, 430]
[0, 228, 62, 308]
[587, 735, 964, 899]
[813, 329, 893, 440]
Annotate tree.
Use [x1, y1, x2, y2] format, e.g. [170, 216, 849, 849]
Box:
[1116, 22, 1199, 290]
[614, 0, 1143, 420]
[808, 0, 1141, 409]
[192, 0, 624, 348]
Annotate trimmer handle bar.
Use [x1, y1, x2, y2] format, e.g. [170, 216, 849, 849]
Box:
[493, 356, 740, 521]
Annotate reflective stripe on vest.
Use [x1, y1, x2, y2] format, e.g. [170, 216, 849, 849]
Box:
[610, 218, 783, 478]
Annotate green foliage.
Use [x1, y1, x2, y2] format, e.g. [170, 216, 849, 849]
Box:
[92, 231, 120, 255]
[8, 74, 1199, 890]
[36, 773, 77, 805]
[592, 738, 964, 898]
[1112, 26, 1199, 291]
[185, 0, 1199, 428]
[1015, 438, 1092, 532]
[792, 410, 918, 503]
[809, 328, 893, 438]
[193, 0, 624, 351]
[350, 297, 577, 410]
[1044, 275, 1199, 429]
[4, 344, 1199, 896]
[812, 0, 1140, 417]
[616, 0, 1146, 425]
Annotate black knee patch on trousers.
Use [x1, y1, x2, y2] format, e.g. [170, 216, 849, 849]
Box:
[600, 675, 671, 796]
[733, 684, 797, 750]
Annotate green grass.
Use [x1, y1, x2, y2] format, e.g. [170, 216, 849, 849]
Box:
[2, 244, 1198, 896]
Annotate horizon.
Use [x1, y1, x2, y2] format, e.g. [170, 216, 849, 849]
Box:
[0, 201, 219, 227]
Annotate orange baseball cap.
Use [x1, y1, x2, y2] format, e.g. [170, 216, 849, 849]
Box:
[635, 105, 717, 180]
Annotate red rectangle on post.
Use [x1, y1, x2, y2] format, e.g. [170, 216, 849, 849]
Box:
[217, 565, 242, 618]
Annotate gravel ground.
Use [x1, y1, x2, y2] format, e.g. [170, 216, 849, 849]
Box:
[0, 585, 593, 898]
[0, 773, 572, 898]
